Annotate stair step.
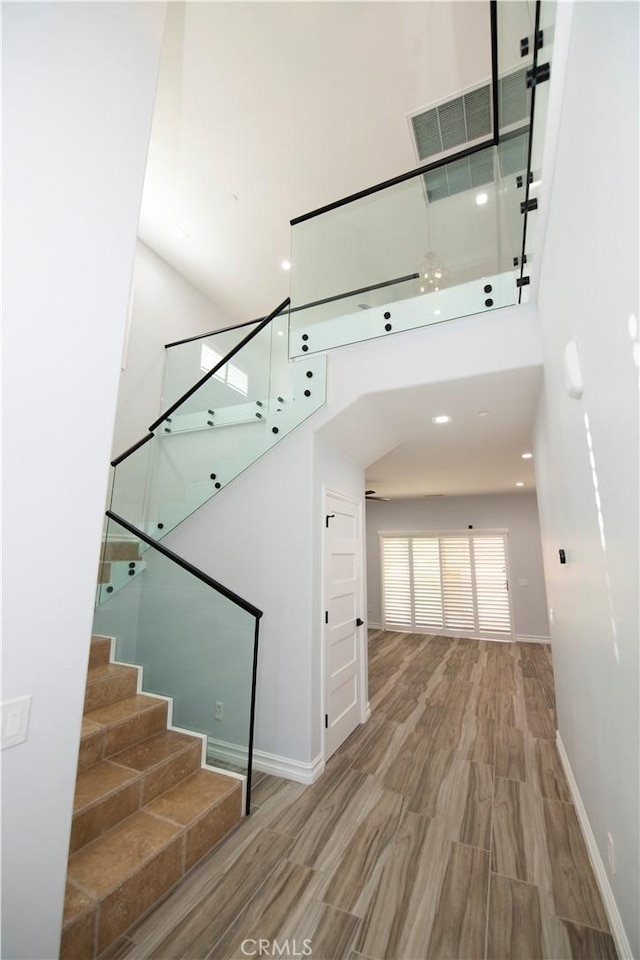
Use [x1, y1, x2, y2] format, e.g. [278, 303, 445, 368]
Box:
[89, 635, 112, 668]
[146, 768, 242, 871]
[101, 539, 140, 562]
[84, 663, 138, 713]
[84, 694, 168, 762]
[78, 718, 107, 774]
[66, 811, 184, 956]
[70, 762, 141, 854]
[60, 880, 97, 960]
[109, 730, 202, 804]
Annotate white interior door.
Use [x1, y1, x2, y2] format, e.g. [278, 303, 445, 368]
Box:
[324, 492, 364, 758]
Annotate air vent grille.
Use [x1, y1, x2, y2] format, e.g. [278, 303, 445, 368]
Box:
[500, 68, 530, 127]
[411, 68, 530, 165]
[498, 129, 529, 177]
[412, 86, 492, 161]
[424, 150, 495, 203]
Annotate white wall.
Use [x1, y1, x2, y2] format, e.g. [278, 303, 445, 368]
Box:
[533, 3, 639, 954]
[112, 240, 233, 459]
[1, 5, 165, 958]
[366, 493, 549, 640]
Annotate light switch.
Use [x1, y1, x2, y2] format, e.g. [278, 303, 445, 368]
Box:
[1, 696, 32, 749]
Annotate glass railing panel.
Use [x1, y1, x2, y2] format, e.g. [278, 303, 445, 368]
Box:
[109, 303, 326, 540]
[93, 515, 258, 803]
[289, 144, 520, 358]
[496, 0, 535, 136]
[162, 322, 261, 413]
[522, 0, 556, 278]
[161, 321, 274, 433]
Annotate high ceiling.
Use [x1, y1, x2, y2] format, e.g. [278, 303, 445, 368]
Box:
[140, 2, 542, 498]
[139, 1, 492, 322]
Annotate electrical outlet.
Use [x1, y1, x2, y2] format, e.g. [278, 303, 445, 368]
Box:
[607, 832, 616, 874]
[214, 701, 223, 721]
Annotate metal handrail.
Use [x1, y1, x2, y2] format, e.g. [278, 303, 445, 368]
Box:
[111, 297, 289, 466]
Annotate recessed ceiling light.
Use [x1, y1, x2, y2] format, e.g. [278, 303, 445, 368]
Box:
[476, 410, 489, 417]
[175, 228, 188, 240]
[281, 260, 292, 271]
[516, 482, 524, 487]
[475, 192, 489, 206]
[432, 415, 451, 424]
[521, 452, 533, 459]
[434, 309, 441, 316]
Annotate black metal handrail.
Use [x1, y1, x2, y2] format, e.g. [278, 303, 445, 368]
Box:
[290, 138, 498, 226]
[291, 1, 500, 226]
[111, 297, 290, 466]
[106, 510, 263, 619]
[165, 316, 261, 350]
[164, 273, 420, 352]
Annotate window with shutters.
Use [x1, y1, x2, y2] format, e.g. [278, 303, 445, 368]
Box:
[381, 532, 512, 638]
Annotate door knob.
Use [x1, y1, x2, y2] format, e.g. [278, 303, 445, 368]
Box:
[356, 618, 364, 626]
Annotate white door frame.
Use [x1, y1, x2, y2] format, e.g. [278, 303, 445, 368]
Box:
[321, 487, 368, 760]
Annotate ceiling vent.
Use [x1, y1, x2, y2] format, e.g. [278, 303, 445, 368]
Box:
[411, 86, 492, 160]
[410, 70, 531, 204]
[411, 70, 530, 162]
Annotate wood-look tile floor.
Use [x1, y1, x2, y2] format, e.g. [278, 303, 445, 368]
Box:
[106, 632, 616, 960]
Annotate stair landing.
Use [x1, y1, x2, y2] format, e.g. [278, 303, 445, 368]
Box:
[61, 635, 242, 959]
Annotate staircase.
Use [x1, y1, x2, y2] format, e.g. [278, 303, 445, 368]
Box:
[61, 635, 242, 959]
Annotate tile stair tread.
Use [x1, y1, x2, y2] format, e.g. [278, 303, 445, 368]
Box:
[85, 694, 167, 728]
[145, 769, 241, 827]
[89, 636, 112, 667]
[73, 761, 141, 814]
[109, 730, 201, 773]
[63, 879, 95, 926]
[67, 811, 182, 900]
[87, 663, 138, 684]
[81, 717, 103, 737]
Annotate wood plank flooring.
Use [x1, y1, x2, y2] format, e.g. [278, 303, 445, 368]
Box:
[104, 632, 615, 960]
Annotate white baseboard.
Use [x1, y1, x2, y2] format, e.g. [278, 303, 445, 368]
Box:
[556, 733, 633, 959]
[516, 634, 552, 644]
[253, 749, 325, 785]
[207, 737, 325, 785]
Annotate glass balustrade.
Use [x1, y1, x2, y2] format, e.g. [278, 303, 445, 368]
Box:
[93, 514, 261, 811]
[162, 321, 262, 412]
[288, 141, 525, 357]
[108, 301, 326, 541]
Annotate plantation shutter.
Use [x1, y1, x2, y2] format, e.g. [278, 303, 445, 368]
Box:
[381, 538, 412, 627]
[440, 537, 475, 632]
[472, 536, 511, 634]
[412, 538, 443, 629]
[381, 532, 512, 638]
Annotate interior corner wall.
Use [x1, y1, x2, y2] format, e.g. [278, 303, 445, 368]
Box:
[366, 493, 549, 639]
[533, 2, 639, 953]
[1, 4, 166, 958]
[111, 241, 233, 459]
